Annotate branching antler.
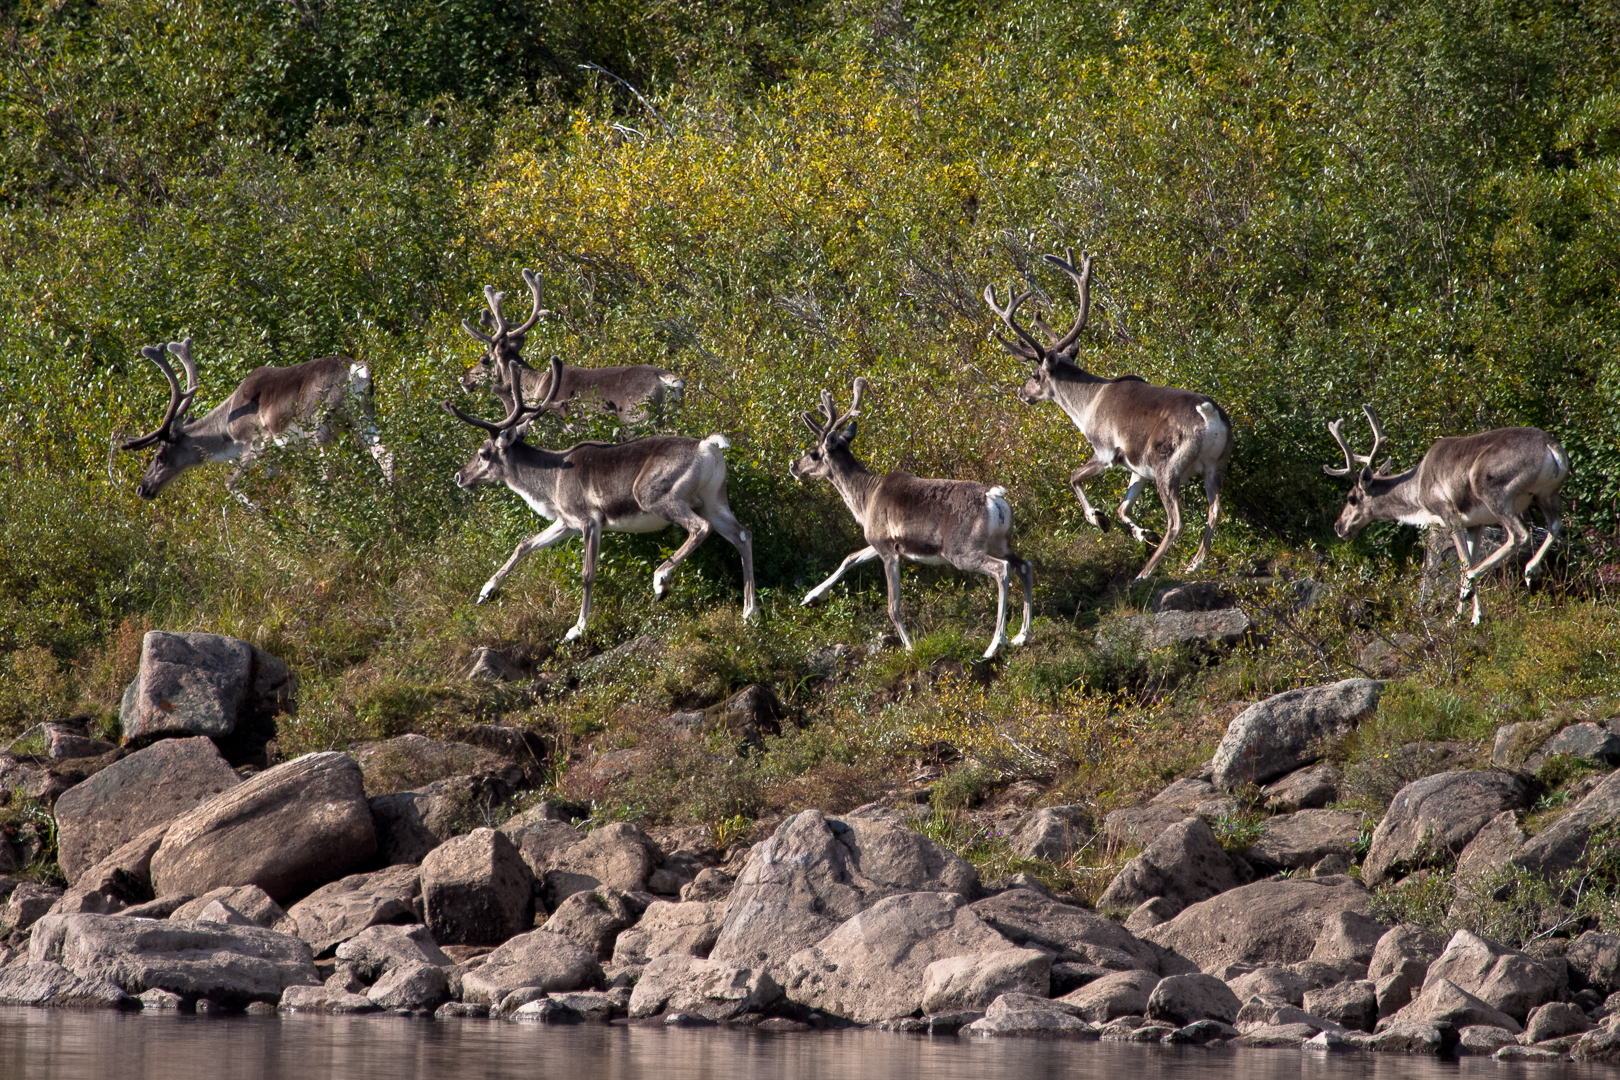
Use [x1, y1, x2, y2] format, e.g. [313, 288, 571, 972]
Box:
[444, 356, 562, 436]
[1040, 248, 1095, 354]
[802, 378, 868, 441]
[462, 270, 551, 347]
[982, 281, 1045, 362]
[120, 339, 200, 450]
[1324, 406, 1395, 480]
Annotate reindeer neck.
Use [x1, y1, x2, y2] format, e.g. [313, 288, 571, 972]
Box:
[178, 400, 241, 455]
[824, 446, 884, 528]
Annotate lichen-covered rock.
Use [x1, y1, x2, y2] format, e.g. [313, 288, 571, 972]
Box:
[421, 828, 533, 947]
[286, 865, 421, 958]
[1210, 680, 1382, 790]
[627, 954, 781, 1021]
[611, 900, 724, 966]
[118, 632, 291, 762]
[1142, 875, 1372, 972]
[1097, 817, 1243, 916]
[457, 930, 603, 1006]
[1362, 771, 1530, 885]
[150, 752, 375, 902]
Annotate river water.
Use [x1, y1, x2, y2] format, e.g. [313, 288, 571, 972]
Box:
[0, 1010, 1608, 1080]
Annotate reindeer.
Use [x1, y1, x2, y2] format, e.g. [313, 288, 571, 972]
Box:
[985, 250, 1232, 580]
[790, 379, 1033, 660]
[444, 358, 757, 641]
[118, 338, 394, 502]
[460, 269, 684, 424]
[1324, 406, 1570, 624]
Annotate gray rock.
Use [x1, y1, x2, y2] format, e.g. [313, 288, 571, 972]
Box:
[279, 985, 380, 1013]
[150, 751, 376, 902]
[0, 961, 133, 1008]
[1538, 723, 1620, 767]
[1097, 817, 1243, 913]
[1147, 972, 1242, 1025]
[1055, 968, 1160, 1021]
[137, 987, 185, 1009]
[1152, 581, 1236, 613]
[969, 888, 1161, 973]
[368, 773, 520, 866]
[1524, 1001, 1590, 1042]
[1169, 1018, 1241, 1044]
[1103, 609, 1251, 651]
[1141, 875, 1372, 972]
[543, 888, 637, 960]
[51, 824, 169, 916]
[1102, 803, 1207, 850]
[627, 954, 780, 1021]
[611, 900, 724, 966]
[501, 818, 587, 886]
[1421, 929, 1565, 1023]
[709, 807, 976, 980]
[333, 923, 451, 981]
[1369, 923, 1447, 983]
[1514, 770, 1620, 877]
[702, 684, 784, 748]
[1260, 763, 1340, 812]
[421, 827, 533, 946]
[367, 962, 449, 1010]
[171, 886, 295, 934]
[119, 633, 291, 754]
[1384, 976, 1522, 1033]
[1567, 932, 1620, 995]
[1006, 806, 1091, 861]
[1308, 910, 1388, 966]
[1226, 962, 1350, 1007]
[1234, 997, 1338, 1032]
[119, 895, 194, 919]
[1124, 897, 1178, 934]
[5, 721, 116, 762]
[1454, 810, 1526, 880]
[1210, 679, 1381, 790]
[1572, 1026, 1620, 1063]
[1494, 1045, 1566, 1061]
[1362, 771, 1530, 884]
[1151, 776, 1219, 805]
[1303, 980, 1377, 1031]
[1245, 810, 1364, 872]
[781, 891, 1010, 1023]
[30, 912, 319, 1004]
[54, 738, 240, 883]
[458, 930, 603, 1005]
[962, 993, 1095, 1038]
[465, 648, 525, 683]
[1457, 1024, 1521, 1054]
[6, 883, 64, 931]
[920, 948, 1051, 1014]
[286, 865, 421, 957]
[1493, 720, 1561, 769]
[353, 733, 523, 797]
[539, 822, 655, 910]
[540, 988, 630, 1022]
[1365, 1017, 1448, 1053]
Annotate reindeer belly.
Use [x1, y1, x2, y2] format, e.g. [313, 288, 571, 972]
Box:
[902, 554, 950, 566]
[607, 513, 670, 534]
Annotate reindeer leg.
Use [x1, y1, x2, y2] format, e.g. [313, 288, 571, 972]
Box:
[1118, 476, 1161, 547]
[645, 502, 713, 601]
[1135, 478, 1184, 580]
[1523, 493, 1561, 584]
[1450, 525, 1479, 622]
[225, 449, 263, 511]
[1459, 509, 1528, 625]
[802, 546, 880, 605]
[1009, 555, 1034, 647]
[961, 554, 1012, 660]
[883, 553, 913, 650]
[1069, 460, 1112, 532]
[1186, 466, 1224, 573]
[701, 502, 759, 621]
[480, 519, 578, 605]
[565, 518, 603, 642]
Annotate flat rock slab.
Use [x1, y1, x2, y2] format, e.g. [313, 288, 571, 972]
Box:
[1363, 771, 1529, 885]
[286, 865, 421, 958]
[458, 930, 603, 1006]
[1211, 679, 1381, 790]
[53, 738, 241, 884]
[150, 751, 376, 902]
[628, 954, 781, 1021]
[1142, 875, 1372, 972]
[970, 888, 1161, 973]
[0, 962, 133, 1009]
[30, 913, 319, 1005]
[1245, 810, 1364, 872]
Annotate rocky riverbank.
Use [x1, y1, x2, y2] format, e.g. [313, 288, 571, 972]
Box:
[0, 630, 1617, 1067]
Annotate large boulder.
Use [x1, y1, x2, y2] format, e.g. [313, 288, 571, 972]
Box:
[500, 817, 586, 886]
[1210, 679, 1382, 790]
[1419, 930, 1566, 1022]
[1304, 980, 1378, 1031]
[919, 949, 1052, 1014]
[543, 888, 638, 960]
[458, 930, 604, 1005]
[1141, 875, 1372, 972]
[1006, 807, 1091, 861]
[627, 954, 781, 1020]
[1309, 910, 1389, 966]
[1146, 972, 1242, 1026]
[709, 808, 976, 979]
[1055, 968, 1160, 1021]
[30, 913, 319, 1005]
[0, 962, 133, 1009]
[1383, 977, 1522, 1033]
[119, 632, 292, 759]
[50, 824, 169, 916]
[1454, 811, 1526, 880]
[53, 738, 240, 884]
[781, 891, 1011, 1023]
[1362, 771, 1530, 885]
[1566, 931, 1620, 995]
[969, 887, 1161, 973]
[420, 828, 533, 946]
[1538, 723, 1620, 767]
[286, 865, 421, 957]
[369, 774, 519, 866]
[1227, 961, 1353, 1007]
[963, 992, 1095, 1038]
[611, 900, 724, 966]
[149, 752, 375, 902]
[1097, 817, 1243, 916]
[1513, 770, 1620, 877]
[538, 822, 655, 910]
[1244, 810, 1364, 873]
[1368, 923, 1448, 1017]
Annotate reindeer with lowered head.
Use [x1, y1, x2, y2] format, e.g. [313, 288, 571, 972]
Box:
[985, 250, 1232, 580]
[461, 269, 684, 424]
[445, 358, 757, 642]
[118, 338, 394, 502]
[790, 379, 1033, 660]
[1324, 405, 1570, 624]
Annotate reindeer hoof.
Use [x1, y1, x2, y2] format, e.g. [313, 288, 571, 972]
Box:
[743, 604, 761, 622]
[1133, 528, 1162, 546]
[563, 624, 585, 643]
[1009, 632, 1028, 647]
[1088, 513, 1111, 533]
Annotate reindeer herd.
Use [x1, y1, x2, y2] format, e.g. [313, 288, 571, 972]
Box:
[115, 251, 1571, 648]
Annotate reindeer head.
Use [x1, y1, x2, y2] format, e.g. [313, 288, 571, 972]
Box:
[446, 356, 562, 489]
[459, 269, 549, 392]
[1324, 405, 1395, 538]
[120, 339, 203, 499]
[790, 379, 867, 482]
[984, 248, 1095, 403]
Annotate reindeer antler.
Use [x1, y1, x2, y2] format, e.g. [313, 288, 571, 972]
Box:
[443, 353, 564, 436]
[509, 269, 551, 336]
[1323, 418, 1358, 477]
[120, 341, 198, 451]
[802, 379, 869, 442]
[1041, 248, 1095, 354]
[983, 281, 1046, 363]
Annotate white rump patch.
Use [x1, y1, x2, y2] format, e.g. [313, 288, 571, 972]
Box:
[701, 434, 730, 452]
[347, 363, 372, 396]
[985, 486, 1012, 532]
[661, 374, 685, 389]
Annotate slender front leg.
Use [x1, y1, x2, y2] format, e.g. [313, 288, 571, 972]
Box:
[703, 503, 759, 621]
[479, 519, 579, 604]
[1135, 479, 1184, 580]
[644, 502, 710, 600]
[1523, 494, 1562, 584]
[883, 554, 914, 650]
[1119, 476, 1162, 547]
[1069, 460, 1112, 531]
[802, 545, 880, 605]
[1009, 556, 1034, 647]
[565, 517, 603, 641]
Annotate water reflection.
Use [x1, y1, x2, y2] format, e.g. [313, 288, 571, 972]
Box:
[0, 1009, 1605, 1080]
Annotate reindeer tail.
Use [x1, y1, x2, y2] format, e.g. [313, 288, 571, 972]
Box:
[700, 433, 730, 454]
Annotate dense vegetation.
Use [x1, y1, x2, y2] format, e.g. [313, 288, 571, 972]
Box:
[3, 0, 1620, 910]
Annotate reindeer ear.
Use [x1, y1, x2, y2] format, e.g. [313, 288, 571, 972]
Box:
[839, 419, 858, 444]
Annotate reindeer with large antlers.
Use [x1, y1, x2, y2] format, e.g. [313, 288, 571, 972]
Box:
[985, 251, 1232, 580]
[118, 338, 394, 501]
[1324, 406, 1570, 624]
[460, 269, 684, 424]
[790, 379, 1033, 660]
[445, 358, 757, 641]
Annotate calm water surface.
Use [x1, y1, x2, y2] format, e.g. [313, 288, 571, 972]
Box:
[0, 1010, 1608, 1080]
